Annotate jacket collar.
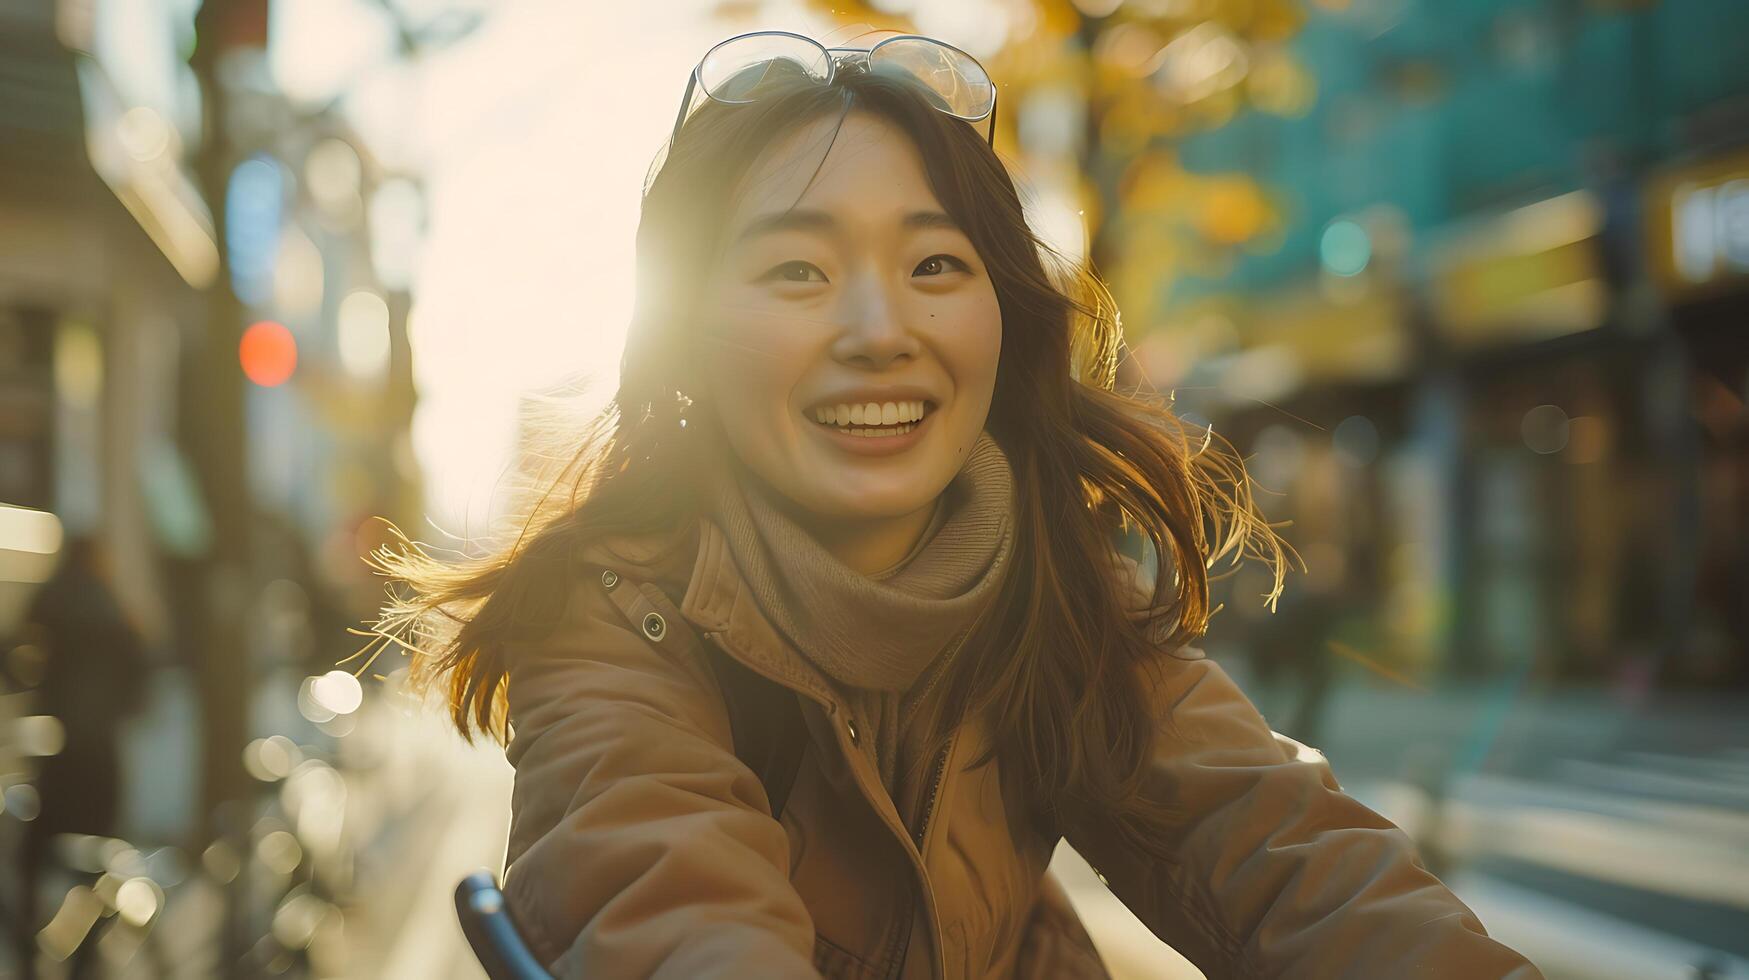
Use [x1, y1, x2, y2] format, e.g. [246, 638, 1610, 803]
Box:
[679, 517, 845, 710]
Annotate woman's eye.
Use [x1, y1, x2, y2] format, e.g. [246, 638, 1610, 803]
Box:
[762, 261, 827, 284]
[913, 254, 968, 277]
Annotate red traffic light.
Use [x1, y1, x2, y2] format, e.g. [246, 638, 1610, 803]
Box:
[240, 320, 297, 387]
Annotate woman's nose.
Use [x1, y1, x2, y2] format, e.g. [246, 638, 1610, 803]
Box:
[829, 276, 920, 370]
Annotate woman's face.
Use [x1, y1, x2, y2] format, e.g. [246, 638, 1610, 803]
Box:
[697, 111, 1002, 524]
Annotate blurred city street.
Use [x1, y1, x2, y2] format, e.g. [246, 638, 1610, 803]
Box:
[5, 0, 1749, 976]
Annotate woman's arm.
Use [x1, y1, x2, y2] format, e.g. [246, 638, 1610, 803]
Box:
[501, 578, 820, 979]
[1064, 653, 1543, 980]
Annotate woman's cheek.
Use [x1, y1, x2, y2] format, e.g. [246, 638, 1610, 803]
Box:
[705, 307, 816, 431]
[939, 294, 1001, 395]
[702, 324, 766, 425]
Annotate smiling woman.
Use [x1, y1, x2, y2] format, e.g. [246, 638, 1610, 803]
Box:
[700, 111, 1002, 569]
[368, 29, 1543, 980]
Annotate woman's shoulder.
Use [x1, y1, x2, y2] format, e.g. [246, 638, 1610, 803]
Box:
[499, 522, 698, 655]
[1105, 531, 1211, 665]
[509, 523, 706, 678]
[575, 522, 699, 591]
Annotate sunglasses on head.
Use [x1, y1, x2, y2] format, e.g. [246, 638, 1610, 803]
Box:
[670, 30, 1000, 147]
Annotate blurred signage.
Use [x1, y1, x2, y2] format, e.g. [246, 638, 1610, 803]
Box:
[58, 0, 200, 144]
[1647, 149, 1749, 299]
[1245, 287, 1409, 386]
[64, 0, 221, 288]
[1429, 191, 1607, 350]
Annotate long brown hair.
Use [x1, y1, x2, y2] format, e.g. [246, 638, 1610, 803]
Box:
[367, 61, 1291, 858]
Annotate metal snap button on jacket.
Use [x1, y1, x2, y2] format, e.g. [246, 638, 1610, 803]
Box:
[641, 612, 667, 641]
[845, 717, 860, 745]
[601, 569, 620, 590]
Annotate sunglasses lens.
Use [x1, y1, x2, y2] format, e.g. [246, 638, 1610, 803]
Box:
[868, 38, 995, 121]
[698, 33, 832, 103]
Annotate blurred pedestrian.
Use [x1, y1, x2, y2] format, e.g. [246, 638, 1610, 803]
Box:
[15, 535, 149, 977]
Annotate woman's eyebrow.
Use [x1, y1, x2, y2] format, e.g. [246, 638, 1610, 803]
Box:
[735, 208, 836, 243]
[902, 210, 959, 231]
[732, 207, 960, 244]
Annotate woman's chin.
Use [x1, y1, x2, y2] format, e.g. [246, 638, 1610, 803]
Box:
[791, 475, 948, 526]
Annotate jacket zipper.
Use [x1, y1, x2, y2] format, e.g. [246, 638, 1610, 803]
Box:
[912, 742, 952, 849]
[888, 738, 953, 979]
[706, 625, 957, 980]
[904, 626, 969, 849]
[892, 629, 970, 979]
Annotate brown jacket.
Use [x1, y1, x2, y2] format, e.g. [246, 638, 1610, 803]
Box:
[501, 522, 1543, 979]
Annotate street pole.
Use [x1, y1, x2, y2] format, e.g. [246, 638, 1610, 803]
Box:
[186, 0, 255, 859]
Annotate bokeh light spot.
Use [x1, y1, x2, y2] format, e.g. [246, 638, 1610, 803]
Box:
[1522, 404, 1571, 454]
[338, 290, 392, 380]
[1320, 219, 1372, 277]
[311, 669, 365, 716]
[1200, 178, 1270, 245]
[240, 321, 298, 387]
[116, 878, 161, 927]
[258, 830, 304, 875]
[244, 735, 303, 782]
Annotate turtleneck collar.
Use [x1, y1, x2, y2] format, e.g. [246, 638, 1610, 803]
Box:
[702, 433, 1016, 692]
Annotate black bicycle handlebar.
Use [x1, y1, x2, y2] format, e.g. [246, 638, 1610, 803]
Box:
[454, 872, 555, 980]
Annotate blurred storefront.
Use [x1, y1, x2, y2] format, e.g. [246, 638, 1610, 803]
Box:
[1646, 149, 1749, 689]
[3, 0, 432, 975]
[1095, 1, 1749, 973]
[1131, 0, 1749, 698]
[0, 1, 206, 646]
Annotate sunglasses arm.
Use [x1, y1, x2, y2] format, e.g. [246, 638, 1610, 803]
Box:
[987, 87, 999, 146]
[669, 72, 698, 148]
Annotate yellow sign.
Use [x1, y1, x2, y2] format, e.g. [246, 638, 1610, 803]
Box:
[1429, 191, 1607, 348]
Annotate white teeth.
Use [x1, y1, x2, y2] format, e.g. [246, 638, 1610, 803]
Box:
[852, 426, 908, 437]
[810, 400, 928, 429]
